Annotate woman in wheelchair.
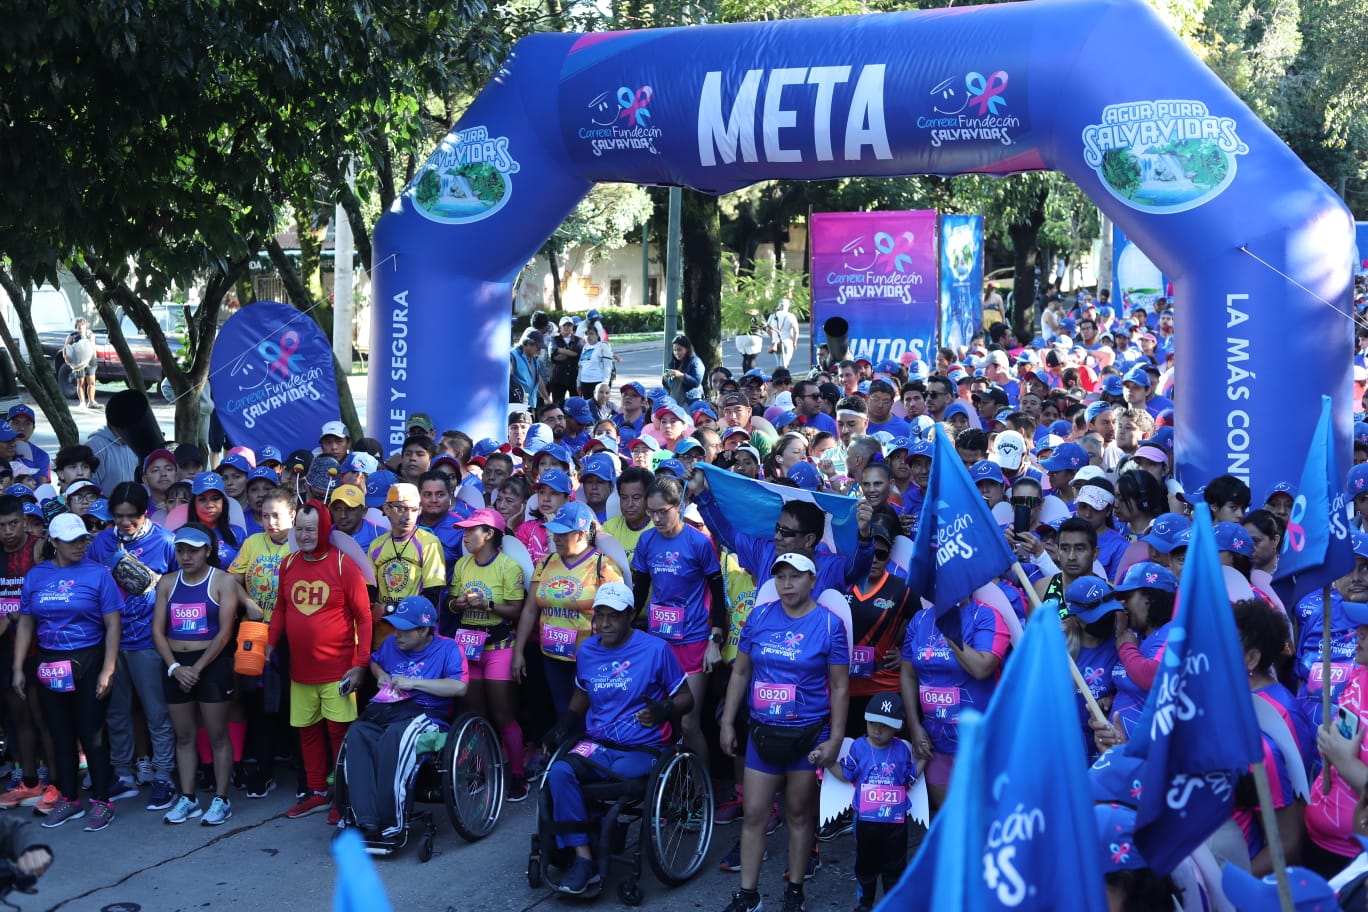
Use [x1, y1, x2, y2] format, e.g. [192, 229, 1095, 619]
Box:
[542, 581, 693, 896]
[341, 596, 467, 838]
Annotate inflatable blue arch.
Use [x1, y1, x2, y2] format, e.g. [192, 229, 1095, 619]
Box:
[369, 0, 1355, 494]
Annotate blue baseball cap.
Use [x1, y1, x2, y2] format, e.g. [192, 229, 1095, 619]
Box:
[653, 403, 689, 424]
[21, 502, 42, 518]
[674, 438, 703, 457]
[87, 499, 113, 523]
[907, 440, 934, 460]
[1355, 421, 1368, 445]
[1016, 349, 1038, 365]
[6, 404, 34, 422]
[1084, 402, 1112, 423]
[538, 443, 573, 469]
[366, 469, 399, 508]
[581, 454, 618, 482]
[874, 359, 901, 376]
[1213, 521, 1254, 557]
[1095, 804, 1147, 873]
[218, 452, 252, 475]
[544, 501, 594, 534]
[1089, 747, 1145, 806]
[970, 460, 1006, 487]
[173, 525, 215, 549]
[0, 422, 19, 443]
[1064, 576, 1122, 623]
[341, 451, 379, 475]
[884, 437, 911, 458]
[471, 438, 503, 460]
[741, 368, 771, 384]
[388, 595, 438, 630]
[1113, 561, 1178, 594]
[787, 462, 822, 491]
[619, 381, 646, 399]
[535, 469, 572, 495]
[906, 360, 929, 382]
[517, 423, 553, 456]
[645, 387, 670, 408]
[656, 458, 687, 479]
[1140, 514, 1191, 554]
[771, 410, 800, 430]
[1262, 481, 1297, 505]
[1122, 365, 1151, 388]
[1222, 865, 1335, 912]
[257, 445, 284, 466]
[1040, 442, 1088, 472]
[1349, 463, 1368, 496]
[943, 401, 972, 422]
[562, 396, 594, 426]
[4, 484, 34, 500]
[1353, 531, 1368, 561]
[190, 472, 226, 496]
[248, 466, 280, 485]
[690, 402, 717, 423]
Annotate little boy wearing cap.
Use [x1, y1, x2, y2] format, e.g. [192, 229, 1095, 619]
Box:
[826, 693, 921, 912]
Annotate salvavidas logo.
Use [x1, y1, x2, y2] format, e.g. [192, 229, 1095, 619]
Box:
[580, 86, 663, 157]
[919, 70, 1020, 148]
[1082, 100, 1248, 214]
[409, 125, 519, 224]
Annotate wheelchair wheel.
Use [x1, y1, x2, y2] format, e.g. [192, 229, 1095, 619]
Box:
[644, 749, 714, 885]
[441, 712, 505, 842]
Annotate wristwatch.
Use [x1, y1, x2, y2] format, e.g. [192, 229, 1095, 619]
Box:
[710, 631, 724, 646]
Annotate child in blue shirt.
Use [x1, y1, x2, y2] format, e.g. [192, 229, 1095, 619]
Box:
[828, 692, 921, 912]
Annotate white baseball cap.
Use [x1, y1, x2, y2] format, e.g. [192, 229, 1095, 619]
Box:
[592, 581, 635, 612]
[1071, 465, 1108, 486]
[320, 420, 349, 440]
[771, 552, 817, 575]
[50, 513, 91, 542]
[992, 430, 1026, 471]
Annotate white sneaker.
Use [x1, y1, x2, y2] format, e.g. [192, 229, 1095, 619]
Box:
[202, 796, 232, 827]
[163, 795, 202, 824]
[135, 757, 154, 786]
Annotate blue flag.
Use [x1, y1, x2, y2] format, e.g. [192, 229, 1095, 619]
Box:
[904, 427, 1016, 640]
[695, 462, 860, 555]
[882, 607, 1107, 911]
[1123, 504, 1263, 875]
[1274, 395, 1354, 605]
[332, 828, 394, 912]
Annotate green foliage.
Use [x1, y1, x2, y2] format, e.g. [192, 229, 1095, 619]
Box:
[1102, 151, 1141, 198]
[542, 184, 654, 262]
[720, 259, 809, 336]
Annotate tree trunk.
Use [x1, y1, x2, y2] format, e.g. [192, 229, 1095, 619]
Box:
[680, 190, 723, 370]
[547, 249, 563, 312]
[0, 268, 79, 447]
[1007, 189, 1048, 342]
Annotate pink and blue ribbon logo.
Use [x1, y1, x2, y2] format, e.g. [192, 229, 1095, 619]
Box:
[965, 70, 1008, 116]
[258, 330, 303, 381]
[617, 86, 653, 127]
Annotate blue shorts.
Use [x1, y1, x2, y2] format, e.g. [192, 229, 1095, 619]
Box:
[744, 724, 830, 776]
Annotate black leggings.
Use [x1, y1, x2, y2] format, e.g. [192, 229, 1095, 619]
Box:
[854, 820, 908, 908]
[36, 646, 112, 802]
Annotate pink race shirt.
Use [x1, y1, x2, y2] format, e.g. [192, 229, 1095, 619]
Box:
[1307, 664, 1368, 858]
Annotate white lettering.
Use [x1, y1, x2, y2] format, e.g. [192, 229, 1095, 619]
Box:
[698, 70, 762, 166]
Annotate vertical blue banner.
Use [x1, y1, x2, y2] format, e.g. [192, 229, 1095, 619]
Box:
[810, 210, 939, 365]
[1112, 225, 1169, 314]
[1356, 221, 1368, 276]
[938, 214, 984, 352]
[209, 301, 341, 456]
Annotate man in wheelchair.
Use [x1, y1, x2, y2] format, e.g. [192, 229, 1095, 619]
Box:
[341, 596, 467, 839]
[542, 581, 693, 895]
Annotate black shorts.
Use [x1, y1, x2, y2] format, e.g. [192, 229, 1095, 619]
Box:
[163, 646, 236, 704]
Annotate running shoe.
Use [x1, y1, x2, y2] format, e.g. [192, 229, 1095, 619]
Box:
[286, 791, 331, 818]
[245, 775, 276, 799]
[202, 796, 232, 826]
[135, 756, 154, 786]
[722, 890, 763, 912]
[505, 775, 529, 803]
[557, 856, 600, 895]
[4, 769, 20, 792]
[40, 797, 84, 828]
[31, 785, 61, 815]
[784, 846, 821, 881]
[326, 806, 342, 826]
[163, 795, 202, 824]
[109, 777, 140, 802]
[83, 800, 114, 831]
[36, 765, 48, 788]
[147, 780, 177, 811]
[780, 887, 806, 912]
[719, 840, 768, 872]
[817, 809, 853, 842]
[0, 781, 45, 810]
[713, 796, 744, 825]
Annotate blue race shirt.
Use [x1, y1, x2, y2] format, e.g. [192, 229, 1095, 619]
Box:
[88, 522, 178, 651]
[1111, 621, 1171, 736]
[371, 635, 468, 725]
[1294, 588, 1360, 728]
[632, 524, 720, 645]
[420, 516, 465, 575]
[1077, 639, 1119, 757]
[740, 600, 850, 727]
[902, 601, 1005, 755]
[209, 525, 248, 568]
[840, 736, 918, 823]
[866, 416, 911, 438]
[575, 630, 686, 747]
[21, 559, 123, 651]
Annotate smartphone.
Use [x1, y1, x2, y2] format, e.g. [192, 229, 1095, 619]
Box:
[1013, 503, 1032, 535]
[338, 677, 356, 697]
[1338, 705, 1360, 740]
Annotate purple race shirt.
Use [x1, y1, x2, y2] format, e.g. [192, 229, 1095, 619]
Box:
[575, 629, 686, 748]
[88, 522, 179, 651]
[1294, 588, 1361, 728]
[740, 600, 850, 728]
[21, 559, 123, 652]
[902, 601, 1005, 755]
[840, 736, 918, 823]
[1111, 621, 1171, 736]
[371, 635, 468, 725]
[1077, 639, 1119, 756]
[632, 524, 720, 645]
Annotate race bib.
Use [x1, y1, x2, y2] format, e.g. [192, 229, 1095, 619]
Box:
[456, 629, 489, 661]
[170, 601, 208, 637]
[850, 646, 876, 679]
[37, 660, 74, 693]
[569, 740, 601, 759]
[371, 680, 412, 703]
[648, 604, 686, 641]
[752, 681, 797, 719]
[0, 597, 18, 617]
[919, 685, 960, 717]
[1309, 662, 1353, 693]
[856, 783, 907, 823]
[541, 624, 577, 658]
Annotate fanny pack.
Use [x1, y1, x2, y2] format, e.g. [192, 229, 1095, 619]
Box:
[748, 718, 825, 766]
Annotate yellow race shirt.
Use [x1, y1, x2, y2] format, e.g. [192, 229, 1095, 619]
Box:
[601, 516, 651, 569]
[228, 533, 291, 623]
[719, 550, 758, 664]
[450, 552, 526, 628]
[369, 528, 447, 646]
[533, 549, 622, 662]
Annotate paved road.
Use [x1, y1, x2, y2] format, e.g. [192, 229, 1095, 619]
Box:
[25, 778, 867, 912]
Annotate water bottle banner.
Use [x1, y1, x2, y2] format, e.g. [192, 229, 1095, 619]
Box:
[370, 0, 1355, 494]
[939, 214, 985, 354]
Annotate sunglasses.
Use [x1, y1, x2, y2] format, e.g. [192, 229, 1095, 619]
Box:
[873, 549, 891, 561]
[774, 524, 804, 538]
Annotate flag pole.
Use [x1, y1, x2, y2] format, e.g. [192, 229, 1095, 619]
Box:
[1322, 583, 1333, 791]
[1011, 561, 1108, 726]
[1251, 761, 1296, 912]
